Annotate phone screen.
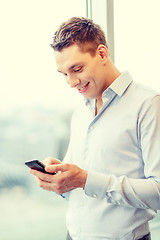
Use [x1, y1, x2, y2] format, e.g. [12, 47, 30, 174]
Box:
[25, 159, 56, 175]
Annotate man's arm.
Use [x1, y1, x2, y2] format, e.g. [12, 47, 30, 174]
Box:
[84, 170, 160, 210]
[30, 161, 160, 210]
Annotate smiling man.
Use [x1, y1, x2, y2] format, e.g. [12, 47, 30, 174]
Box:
[30, 17, 160, 240]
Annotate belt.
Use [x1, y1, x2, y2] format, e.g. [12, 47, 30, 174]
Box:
[66, 232, 151, 240]
[138, 233, 151, 240]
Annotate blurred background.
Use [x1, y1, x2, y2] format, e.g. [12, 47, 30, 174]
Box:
[0, 0, 160, 239]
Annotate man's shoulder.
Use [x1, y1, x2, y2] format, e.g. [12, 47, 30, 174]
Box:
[128, 81, 159, 103]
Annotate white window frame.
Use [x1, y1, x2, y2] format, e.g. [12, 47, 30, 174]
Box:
[86, 0, 115, 63]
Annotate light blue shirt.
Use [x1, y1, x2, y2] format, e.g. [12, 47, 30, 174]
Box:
[63, 72, 160, 240]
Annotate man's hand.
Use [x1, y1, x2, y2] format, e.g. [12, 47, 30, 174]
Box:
[29, 157, 88, 195]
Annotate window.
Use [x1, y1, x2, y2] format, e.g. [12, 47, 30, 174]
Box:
[0, 1, 85, 239]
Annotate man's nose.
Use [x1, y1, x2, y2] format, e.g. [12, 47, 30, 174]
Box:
[67, 75, 80, 88]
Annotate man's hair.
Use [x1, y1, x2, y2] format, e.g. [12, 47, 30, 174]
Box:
[51, 17, 108, 56]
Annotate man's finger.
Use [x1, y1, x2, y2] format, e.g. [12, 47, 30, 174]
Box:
[42, 157, 61, 165]
[29, 169, 55, 182]
[45, 163, 70, 173]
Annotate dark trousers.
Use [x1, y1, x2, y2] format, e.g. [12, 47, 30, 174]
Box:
[66, 232, 151, 240]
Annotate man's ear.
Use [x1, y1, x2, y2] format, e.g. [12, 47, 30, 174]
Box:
[97, 44, 109, 63]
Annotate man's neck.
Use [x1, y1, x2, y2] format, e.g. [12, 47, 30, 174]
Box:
[95, 98, 103, 116]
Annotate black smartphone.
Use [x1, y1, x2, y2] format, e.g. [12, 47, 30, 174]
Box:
[25, 159, 56, 175]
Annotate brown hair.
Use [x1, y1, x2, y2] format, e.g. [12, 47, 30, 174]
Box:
[51, 17, 108, 56]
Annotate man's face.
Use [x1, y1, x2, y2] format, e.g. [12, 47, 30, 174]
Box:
[54, 44, 109, 102]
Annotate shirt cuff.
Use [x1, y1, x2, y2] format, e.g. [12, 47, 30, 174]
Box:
[84, 170, 110, 199]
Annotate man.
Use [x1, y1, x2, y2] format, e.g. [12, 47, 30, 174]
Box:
[30, 17, 160, 240]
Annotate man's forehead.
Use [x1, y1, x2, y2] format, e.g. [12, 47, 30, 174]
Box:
[54, 45, 89, 72]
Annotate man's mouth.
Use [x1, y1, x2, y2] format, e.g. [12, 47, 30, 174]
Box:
[78, 82, 90, 93]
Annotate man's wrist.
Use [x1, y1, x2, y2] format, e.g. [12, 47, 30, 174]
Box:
[81, 169, 88, 189]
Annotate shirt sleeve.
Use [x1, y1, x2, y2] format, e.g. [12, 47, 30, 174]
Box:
[84, 95, 160, 210]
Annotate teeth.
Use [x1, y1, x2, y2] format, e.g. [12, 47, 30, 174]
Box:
[79, 83, 88, 90]
[80, 86, 85, 90]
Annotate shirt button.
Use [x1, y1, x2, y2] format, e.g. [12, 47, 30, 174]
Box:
[93, 193, 97, 198]
[89, 126, 94, 130]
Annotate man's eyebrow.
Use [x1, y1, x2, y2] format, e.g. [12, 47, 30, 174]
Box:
[68, 63, 83, 71]
[69, 64, 79, 70]
[57, 63, 83, 74]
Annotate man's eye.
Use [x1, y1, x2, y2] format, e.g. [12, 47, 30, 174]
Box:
[74, 67, 82, 72]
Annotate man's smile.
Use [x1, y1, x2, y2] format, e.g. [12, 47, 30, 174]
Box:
[78, 82, 90, 93]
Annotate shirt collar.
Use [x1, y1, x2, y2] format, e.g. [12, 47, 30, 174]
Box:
[107, 71, 133, 97]
[84, 71, 133, 106]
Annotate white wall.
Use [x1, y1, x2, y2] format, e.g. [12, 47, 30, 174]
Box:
[114, 0, 160, 92]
